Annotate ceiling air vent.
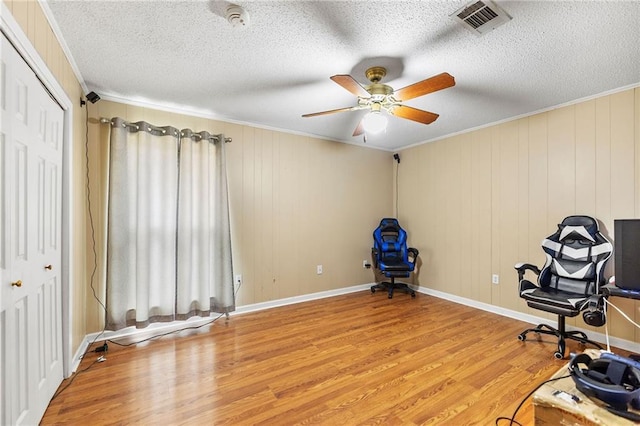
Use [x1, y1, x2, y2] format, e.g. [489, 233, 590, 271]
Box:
[451, 0, 512, 35]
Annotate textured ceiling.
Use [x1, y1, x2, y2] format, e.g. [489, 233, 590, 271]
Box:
[44, 0, 640, 151]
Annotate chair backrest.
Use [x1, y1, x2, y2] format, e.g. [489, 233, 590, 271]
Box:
[373, 218, 408, 263]
[539, 215, 612, 295]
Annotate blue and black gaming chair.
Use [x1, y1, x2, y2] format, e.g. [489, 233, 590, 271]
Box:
[371, 218, 419, 299]
[515, 215, 613, 359]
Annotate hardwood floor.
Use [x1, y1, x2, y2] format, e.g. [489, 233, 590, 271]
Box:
[42, 291, 625, 425]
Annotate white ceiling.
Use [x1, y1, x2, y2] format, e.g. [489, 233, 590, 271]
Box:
[44, 0, 640, 151]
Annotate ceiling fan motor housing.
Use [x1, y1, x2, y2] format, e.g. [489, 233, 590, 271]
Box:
[364, 67, 394, 97]
[365, 66, 387, 83]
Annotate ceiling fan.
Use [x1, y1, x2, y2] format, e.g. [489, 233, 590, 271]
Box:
[302, 66, 455, 136]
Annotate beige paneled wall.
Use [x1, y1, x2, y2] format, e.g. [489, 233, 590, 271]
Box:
[87, 101, 393, 331]
[4, 0, 89, 356]
[399, 87, 640, 345]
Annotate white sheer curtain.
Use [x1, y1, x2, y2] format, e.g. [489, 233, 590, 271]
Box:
[105, 119, 234, 330]
[176, 130, 234, 319]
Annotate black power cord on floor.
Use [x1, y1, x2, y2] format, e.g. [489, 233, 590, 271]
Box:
[107, 313, 226, 348]
[106, 271, 242, 348]
[495, 375, 571, 426]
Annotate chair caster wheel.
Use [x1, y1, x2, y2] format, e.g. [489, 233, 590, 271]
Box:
[411, 292, 416, 298]
[388, 294, 393, 299]
[517, 334, 526, 341]
[554, 351, 564, 360]
[371, 287, 375, 294]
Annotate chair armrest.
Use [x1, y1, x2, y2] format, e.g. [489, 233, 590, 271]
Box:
[408, 247, 419, 263]
[601, 283, 640, 300]
[371, 248, 379, 269]
[514, 262, 541, 281]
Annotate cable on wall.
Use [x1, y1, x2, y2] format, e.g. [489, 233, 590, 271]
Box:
[86, 107, 107, 318]
[393, 153, 400, 217]
[51, 99, 106, 400]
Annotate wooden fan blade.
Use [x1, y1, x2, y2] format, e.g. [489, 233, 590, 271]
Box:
[330, 75, 370, 98]
[352, 119, 364, 136]
[390, 105, 439, 125]
[393, 72, 455, 102]
[302, 106, 358, 118]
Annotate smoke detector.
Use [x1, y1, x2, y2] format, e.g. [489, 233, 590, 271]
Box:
[226, 5, 250, 28]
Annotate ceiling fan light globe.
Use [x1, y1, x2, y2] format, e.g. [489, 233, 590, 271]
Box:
[362, 112, 388, 134]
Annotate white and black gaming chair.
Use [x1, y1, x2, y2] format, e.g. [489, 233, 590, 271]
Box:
[515, 215, 612, 359]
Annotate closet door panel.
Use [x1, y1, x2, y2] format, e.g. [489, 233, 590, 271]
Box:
[0, 32, 64, 425]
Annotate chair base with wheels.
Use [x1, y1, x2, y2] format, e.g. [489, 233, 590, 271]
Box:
[518, 314, 604, 360]
[371, 276, 416, 299]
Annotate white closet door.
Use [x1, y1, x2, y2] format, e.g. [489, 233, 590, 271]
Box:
[0, 32, 64, 425]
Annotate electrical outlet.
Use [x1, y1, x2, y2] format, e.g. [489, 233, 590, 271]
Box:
[317, 265, 323, 275]
[363, 260, 368, 268]
[235, 274, 242, 288]
[492, 274, 499, 284]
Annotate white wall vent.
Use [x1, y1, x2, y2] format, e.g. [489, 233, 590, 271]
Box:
[451, 0, 512, 35]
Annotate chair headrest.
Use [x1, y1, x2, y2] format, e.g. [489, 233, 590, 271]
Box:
[379, 218, 399, 227]
[557, 215, 600, 243]
[377, 218, 401, 233]
[559, 225, 596, 243]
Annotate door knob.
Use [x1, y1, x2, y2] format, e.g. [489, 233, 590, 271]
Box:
[11, 280, 22, 287]
[45, 264, 53, 270]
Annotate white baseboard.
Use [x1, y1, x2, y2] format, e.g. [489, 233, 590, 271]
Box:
[69, 337, 91, 374]
[232, 283, 373, 315]
[417, 286, 639, 354]
[78, 282, 638, 365]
